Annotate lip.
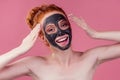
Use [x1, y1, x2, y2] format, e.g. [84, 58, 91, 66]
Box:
[55, 34, 69, 47]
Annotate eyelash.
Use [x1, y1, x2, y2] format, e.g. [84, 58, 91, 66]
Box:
[60, 22, 69, 28]
[47, 28, 54, 32]
[62, 23, 67, 27]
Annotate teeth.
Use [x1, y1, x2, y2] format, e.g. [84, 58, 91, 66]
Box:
[58, 37, 67, 42]
[56, 37, 68, 43]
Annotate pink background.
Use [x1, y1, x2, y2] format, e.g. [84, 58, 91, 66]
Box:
[0, 0, 120, 80]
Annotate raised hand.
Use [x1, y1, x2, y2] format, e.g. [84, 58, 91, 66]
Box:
[68, 14, 97, 37]
[18, 23, 41, 53]
[0, 24, 41, 70]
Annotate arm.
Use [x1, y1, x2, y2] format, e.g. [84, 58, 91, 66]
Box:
[0, 57, 31, 80]
[69, 14, 120, 63]
[68, 14, 120, 41]
[0, 24, 40, 70]
[86, 43, 120, 64]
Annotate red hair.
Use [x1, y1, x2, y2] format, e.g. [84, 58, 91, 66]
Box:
[26, 4, 67, 46]
[26, 4, 67, 29]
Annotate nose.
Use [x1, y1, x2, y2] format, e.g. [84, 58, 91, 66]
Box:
[57, 29, 65, 36]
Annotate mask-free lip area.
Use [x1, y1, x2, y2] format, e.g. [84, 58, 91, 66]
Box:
[55, 34, 69, 48]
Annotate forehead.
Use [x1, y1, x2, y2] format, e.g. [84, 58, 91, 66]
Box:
[40, 11, 66, 25]
[44, 14, 66, 24]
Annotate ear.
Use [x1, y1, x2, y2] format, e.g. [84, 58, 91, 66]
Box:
[43, 37, 50, 47]
[39, 34, 50, 47]
[39, 34, 44, 40]
[39, 29, 44, 40]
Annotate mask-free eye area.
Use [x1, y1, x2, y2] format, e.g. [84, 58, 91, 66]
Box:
[58, 20, 70, 30]
[45, 24, 57, 34]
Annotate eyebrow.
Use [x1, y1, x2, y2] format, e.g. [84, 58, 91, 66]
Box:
[46, 23, 55, 26]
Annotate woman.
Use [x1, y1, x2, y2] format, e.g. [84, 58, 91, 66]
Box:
[0, 4, 120, 80]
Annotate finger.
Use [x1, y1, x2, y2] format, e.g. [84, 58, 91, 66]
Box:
[68, 14, 79, 21]
[32, 32, 39, 42]
[30, 23, 41, 36]
[32, 23, 41, 33]
[78, 17, 85, 22]
[32, 24, 40, 40]
[35, 23, 41, 30]
[73, 17, 85, 24]
[22, 24, 41, 43]
[68, 13, 73, 17]
[24, 31, 39, 43]
[68, 13, 74, 20]
[68, 14, 81, 23]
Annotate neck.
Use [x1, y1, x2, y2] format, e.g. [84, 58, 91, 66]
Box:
[50, 47, 74, 67]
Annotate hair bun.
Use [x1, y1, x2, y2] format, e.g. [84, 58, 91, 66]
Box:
[26, 7, 41, 29]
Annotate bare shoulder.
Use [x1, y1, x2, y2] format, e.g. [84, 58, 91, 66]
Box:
[74, 50, 98, 61]
[17, 56, 49, 71]
[73, 51, 88, 58]
[17, 56, 47, 66]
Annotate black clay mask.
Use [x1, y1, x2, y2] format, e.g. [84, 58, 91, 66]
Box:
[43, 14, 72, 50]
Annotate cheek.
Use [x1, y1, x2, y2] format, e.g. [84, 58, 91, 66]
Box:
[49, 33, 57, 38]
[64, 28, 72, 35]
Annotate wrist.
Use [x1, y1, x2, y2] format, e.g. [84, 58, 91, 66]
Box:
[11, 46, 27, 56]
[86, 28, 98, 38]
[90, 31, 101, 38]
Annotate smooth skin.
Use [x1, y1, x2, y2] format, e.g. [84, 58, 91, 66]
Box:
[0, 11, 120, 80]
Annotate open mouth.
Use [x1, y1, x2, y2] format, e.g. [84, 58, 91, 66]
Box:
[55, 34, 69, 47]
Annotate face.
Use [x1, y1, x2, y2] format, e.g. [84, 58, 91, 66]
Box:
[42, 13, 72, 50]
